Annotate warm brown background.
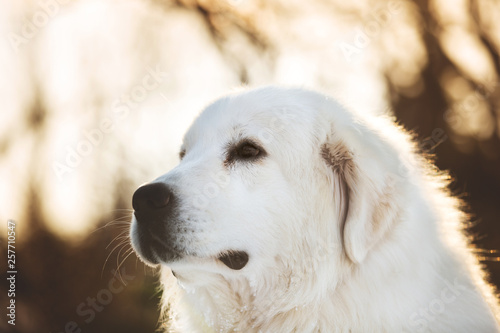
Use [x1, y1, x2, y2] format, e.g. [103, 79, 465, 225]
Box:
[0, 0, 499, 332]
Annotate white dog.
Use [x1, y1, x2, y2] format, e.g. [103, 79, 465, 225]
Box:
[130, 86, 500, 332]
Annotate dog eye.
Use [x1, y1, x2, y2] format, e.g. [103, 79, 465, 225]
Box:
[238, 143, 261, 159]
[179, 150, 186, 160]
[225, 139, 266, 166]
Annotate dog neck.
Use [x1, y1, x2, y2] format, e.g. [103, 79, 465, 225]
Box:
[161, 253, 351, 332]
[166, 270, 329, 332]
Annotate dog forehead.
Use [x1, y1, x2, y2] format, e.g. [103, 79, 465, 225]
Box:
[183, 87, 323, 147]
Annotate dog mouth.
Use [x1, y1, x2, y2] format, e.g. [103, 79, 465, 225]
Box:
[217, 251, 249, 270]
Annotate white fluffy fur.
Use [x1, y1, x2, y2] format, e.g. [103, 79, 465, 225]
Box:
[133, 86, 500, 332]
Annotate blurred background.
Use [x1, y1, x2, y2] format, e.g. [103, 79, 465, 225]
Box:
[0, 0, 499, 332]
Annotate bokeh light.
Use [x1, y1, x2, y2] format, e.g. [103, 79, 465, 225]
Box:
[0, 0, 499, 331]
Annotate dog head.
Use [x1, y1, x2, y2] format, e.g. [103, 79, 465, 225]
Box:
[130, 86, 407, 287]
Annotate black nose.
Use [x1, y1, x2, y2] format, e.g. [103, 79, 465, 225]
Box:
[132, 183, 174, 225]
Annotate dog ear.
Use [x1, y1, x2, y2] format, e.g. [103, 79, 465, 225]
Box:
[321, 128, 402, 264]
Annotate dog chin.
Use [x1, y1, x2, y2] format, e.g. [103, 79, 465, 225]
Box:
[133, 243, 250, 272]
[164, 251, 250, 272]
